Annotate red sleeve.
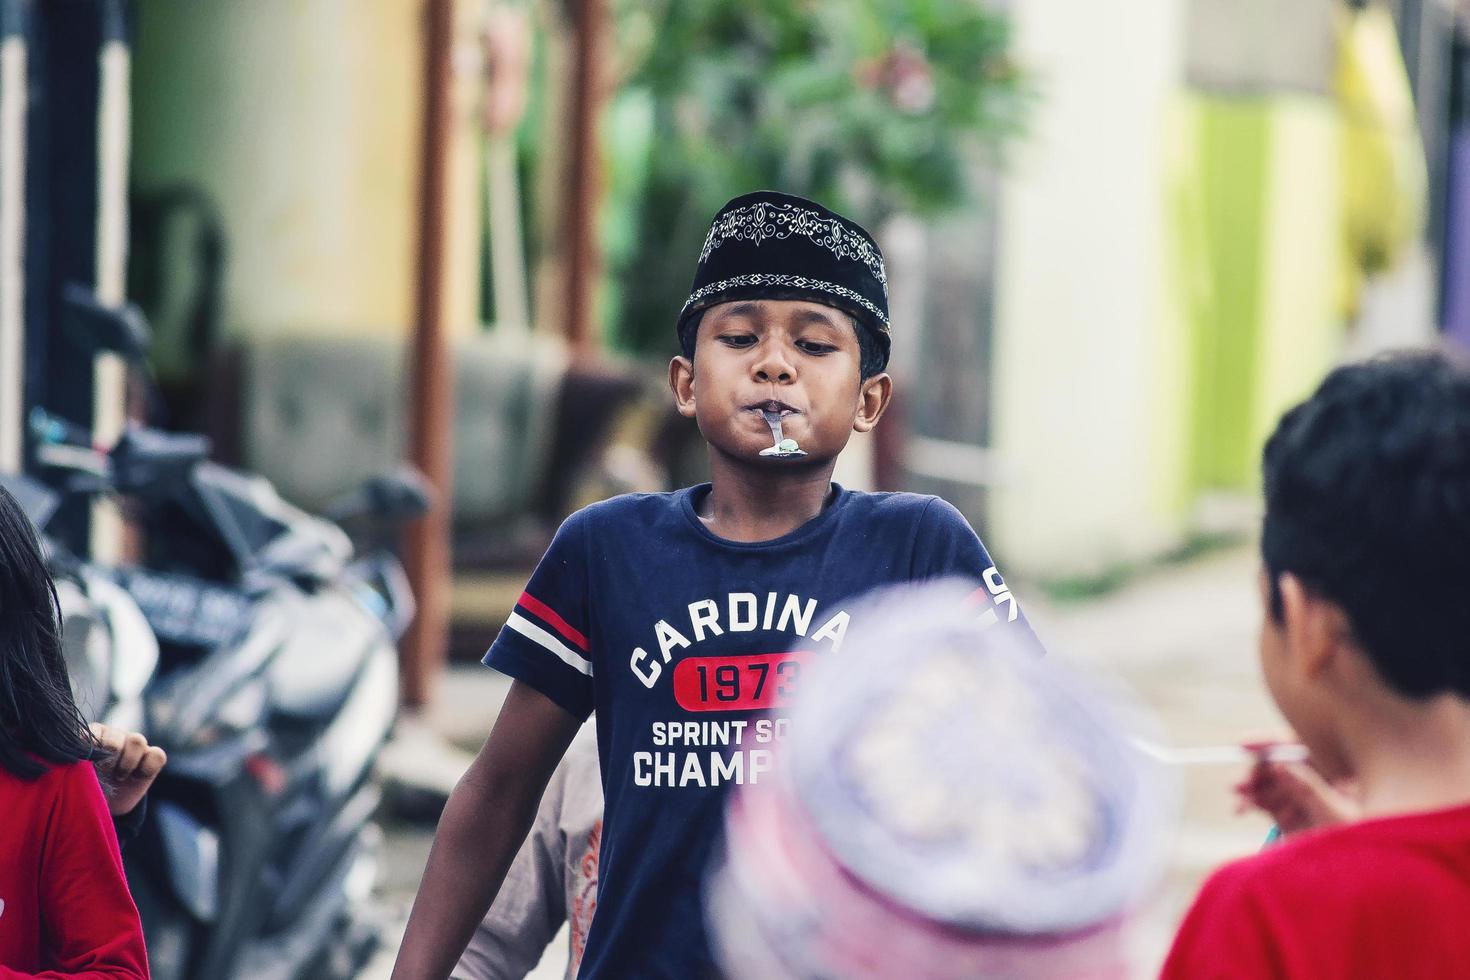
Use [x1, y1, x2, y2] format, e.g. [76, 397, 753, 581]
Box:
[0, 763, 149, 980]
[1161, 862, 1287, 980]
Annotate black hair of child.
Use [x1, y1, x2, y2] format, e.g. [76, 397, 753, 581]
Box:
[0, 486, 98, 780]
[1261, 349, 1470, 699]
[677, 309, 889, 381]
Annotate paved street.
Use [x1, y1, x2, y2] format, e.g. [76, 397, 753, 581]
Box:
[363, 544, 1281, 979]
[1026, 546, 1281, 974]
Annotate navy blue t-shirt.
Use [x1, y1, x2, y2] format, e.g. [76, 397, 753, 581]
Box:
[484, 483, 1036, 979]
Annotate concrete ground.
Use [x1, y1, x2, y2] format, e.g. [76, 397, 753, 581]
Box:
[361, 544, 1282, 979]
[1027, 546, 1282, 974]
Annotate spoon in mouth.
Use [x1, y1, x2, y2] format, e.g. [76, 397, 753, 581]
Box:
[758, 409, 806, 457]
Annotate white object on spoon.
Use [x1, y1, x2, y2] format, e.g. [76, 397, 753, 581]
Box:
[758, 409, 807, 457]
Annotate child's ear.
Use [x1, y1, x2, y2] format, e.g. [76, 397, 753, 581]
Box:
[852, 373, 893, 433]
[669, 356, 698, 419]
[1278, 573, 1350, 679]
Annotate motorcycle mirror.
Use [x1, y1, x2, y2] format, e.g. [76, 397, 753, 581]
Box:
[0, 473, 61, 530]
[62, 283, 153, 362]
[109, 426, 212, 495]
[327, 467, 434, 524]
[63, 472, 114, 497]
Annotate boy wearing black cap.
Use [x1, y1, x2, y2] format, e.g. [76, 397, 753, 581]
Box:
[391, 192, 1038, 980]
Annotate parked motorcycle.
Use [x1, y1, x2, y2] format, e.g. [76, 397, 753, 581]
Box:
[0, 469, 159, 736]
[29, 406, 427, 980]
[4, 287, 162, 734]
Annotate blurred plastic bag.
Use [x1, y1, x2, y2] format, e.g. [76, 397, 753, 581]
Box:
[706, 579, 1178, 980]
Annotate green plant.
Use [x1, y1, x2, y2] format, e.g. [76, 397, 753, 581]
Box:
[603, 0, 1028, 354]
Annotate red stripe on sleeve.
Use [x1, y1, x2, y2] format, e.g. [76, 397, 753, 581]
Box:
[519, 591, 590, 652]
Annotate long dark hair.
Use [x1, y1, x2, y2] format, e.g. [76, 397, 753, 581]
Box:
[0, 485, 97, 779]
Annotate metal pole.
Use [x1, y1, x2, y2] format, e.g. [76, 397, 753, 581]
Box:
[0, 0, 27, 474]
[486, 135, 529, 331]
[563, 0, 605, 353]
[482, 5, 531, 332]
[401, 0, 456, 708]
[90, 0, 130, 562]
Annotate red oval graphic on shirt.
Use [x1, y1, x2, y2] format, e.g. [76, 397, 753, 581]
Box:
[672, 652, 813, 712]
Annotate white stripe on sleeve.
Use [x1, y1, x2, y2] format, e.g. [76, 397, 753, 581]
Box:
[506, 611, 594, 677]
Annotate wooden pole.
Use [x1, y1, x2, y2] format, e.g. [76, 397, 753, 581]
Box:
[563, 0, 605, 353]
[402, 0, 456, 708]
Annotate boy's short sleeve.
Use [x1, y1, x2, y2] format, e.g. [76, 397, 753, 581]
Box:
[484, 510, 596, 720]
[911, 497, 1041, 650]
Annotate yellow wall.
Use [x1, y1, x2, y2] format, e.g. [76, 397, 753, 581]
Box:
[1248, 100, 1342, 483]
[131, 0, 482, 343]
[985, 0, 1350, 578]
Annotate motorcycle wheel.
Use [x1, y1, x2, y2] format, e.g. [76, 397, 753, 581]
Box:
[126, 861, 199, 980]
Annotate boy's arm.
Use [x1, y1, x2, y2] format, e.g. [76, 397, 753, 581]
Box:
[392, 681, 582, 980]
[455, 735, 578, 980]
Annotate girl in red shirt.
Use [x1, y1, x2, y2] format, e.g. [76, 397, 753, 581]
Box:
[0, 485, 149, 979]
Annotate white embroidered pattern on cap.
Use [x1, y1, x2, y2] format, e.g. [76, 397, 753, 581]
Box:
[699, 202, 888, 297]
[680, 273, 890, 329]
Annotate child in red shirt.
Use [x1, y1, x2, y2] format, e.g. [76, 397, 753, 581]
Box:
[1162, 351, 1470, 979]
[0, 485, 149, 979]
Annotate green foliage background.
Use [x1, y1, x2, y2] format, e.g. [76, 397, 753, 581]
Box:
[511, 0, 1028, 355]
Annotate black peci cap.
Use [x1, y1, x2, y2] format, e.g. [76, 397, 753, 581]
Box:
[677, 191, 891, 372]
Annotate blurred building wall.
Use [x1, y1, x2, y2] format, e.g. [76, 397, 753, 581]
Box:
[987, 0, 1193, 577]
[130, 0, 483, 346]
[1174, 0, 1342, 496]
[986, 0, 1426, 579]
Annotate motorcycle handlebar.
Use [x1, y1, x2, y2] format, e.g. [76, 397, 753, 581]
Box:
[110, 427, 212, 495]
[324, 468, 433, 526]
[29, 408, 211, 498]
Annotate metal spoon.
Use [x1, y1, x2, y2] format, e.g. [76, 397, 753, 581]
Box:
[758, 409, 807, 457]
[1132, 738, 1309, 767]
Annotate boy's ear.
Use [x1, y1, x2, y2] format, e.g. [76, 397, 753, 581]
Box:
[669, 356, 698, 419]
[1278, 573, 1353, 679]
[852, 373, 893, 433]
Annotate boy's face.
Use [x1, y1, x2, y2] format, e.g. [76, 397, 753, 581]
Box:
[668, 299, 891, 465]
